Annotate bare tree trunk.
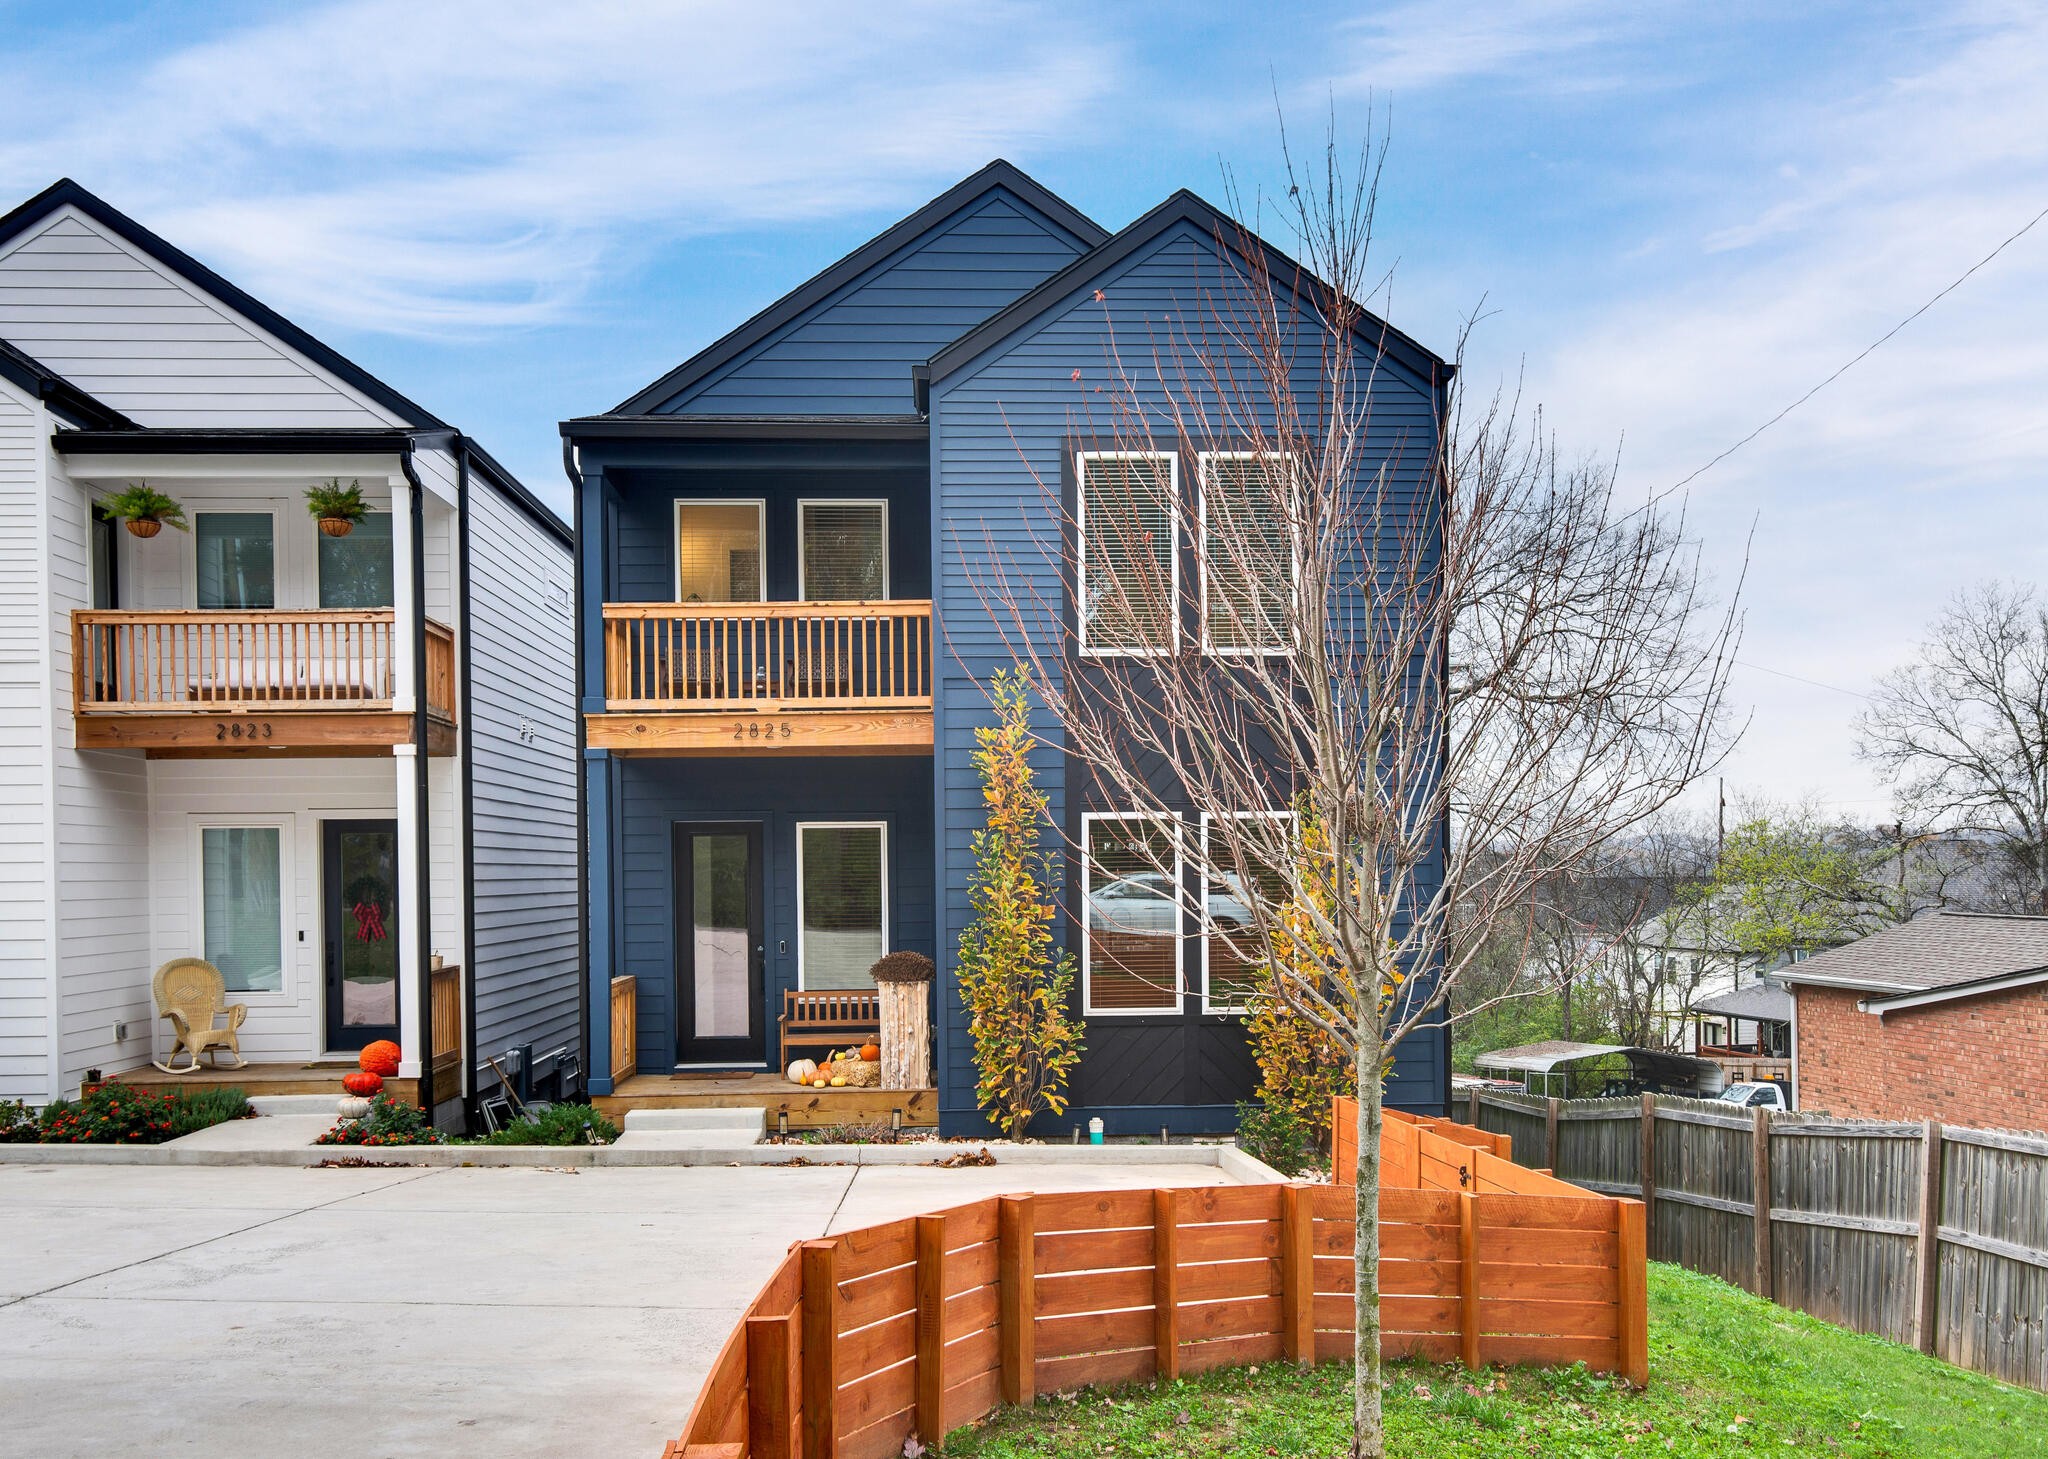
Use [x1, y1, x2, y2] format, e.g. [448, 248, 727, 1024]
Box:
[1352, 1043, 1385, 1459]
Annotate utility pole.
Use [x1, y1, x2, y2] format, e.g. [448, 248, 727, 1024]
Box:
[1717, 778, 1726, 864]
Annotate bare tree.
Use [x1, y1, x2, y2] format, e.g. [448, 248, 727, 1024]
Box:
[962, 133, 1740, 1457]
[1857, 582, 2048, 912]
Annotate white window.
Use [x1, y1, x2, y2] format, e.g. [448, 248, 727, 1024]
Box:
[798, 822, 887, 990]
[198, 822, 287, 995]
[1201, 810, 1296, 1014]
[1077, 452, 1178, 656]
[1082, 812, 1182, 1014]
[799, 500, 889, 600]
[674, 499, 765, 603]
[194, 511, 277, 610]
[319, 512, 394, 608]
[1200, 451, 1295, 654]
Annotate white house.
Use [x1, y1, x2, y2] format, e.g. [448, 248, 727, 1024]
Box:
[0, 180, 578, 1123]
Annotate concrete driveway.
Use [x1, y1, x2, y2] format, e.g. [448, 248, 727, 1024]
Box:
[0, 1158, 1232, 1459]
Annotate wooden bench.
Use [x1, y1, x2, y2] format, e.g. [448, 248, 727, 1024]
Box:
[779, 990, 880, 1070]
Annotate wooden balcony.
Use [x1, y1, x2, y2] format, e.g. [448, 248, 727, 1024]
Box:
[72, 609, 456, 756]
[589, 600, 934, 756]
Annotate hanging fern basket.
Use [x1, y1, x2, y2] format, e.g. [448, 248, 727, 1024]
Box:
[126, 517, 163, 539]
[318, 515, 354, 538]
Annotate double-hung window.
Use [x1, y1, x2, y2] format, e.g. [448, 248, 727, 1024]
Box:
[799, 500, 888, 600]
[1200, 810, 1296, 1014]
[1082, 813, 1182, 1014]
[1200, 451, 1294, 654]
[1077, 452, 1177, 655]
[675, 500, 765, 603]
[797, 822, 887, 990]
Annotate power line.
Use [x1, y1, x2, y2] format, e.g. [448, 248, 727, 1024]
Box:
[1669, 198, 2048, 493]
[1734, 658, 1871, 700]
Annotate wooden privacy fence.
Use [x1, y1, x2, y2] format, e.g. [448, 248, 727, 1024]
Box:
[668, 1128, 1645, 1459]
[611, 975, 637, 1082]
[603, 601, 933, 712]
[1468, 1088, 2048, 1393]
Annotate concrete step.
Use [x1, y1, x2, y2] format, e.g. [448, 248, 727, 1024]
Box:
[611, 1129, 764, 1152]
[622, 1107, 768, 1136]
[250, 1094, 350, 1117]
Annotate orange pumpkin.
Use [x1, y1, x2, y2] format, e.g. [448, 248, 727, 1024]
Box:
[343, 1071, 384, 1097]
[358, 1040, 402, 1078]
[858, 1042, 880, 1063]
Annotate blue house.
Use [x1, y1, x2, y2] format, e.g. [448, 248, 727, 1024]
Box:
[566, 162, 1451, 1134]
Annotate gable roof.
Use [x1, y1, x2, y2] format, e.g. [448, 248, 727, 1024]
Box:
[924, 189, 1451, 391]
[0, 335, 133, 429]
[1690, 980, 1794, 1024]
[1778, 911, 2048, 1009]
[608, 160, 1107, 416]
[0, 179, 445, 429]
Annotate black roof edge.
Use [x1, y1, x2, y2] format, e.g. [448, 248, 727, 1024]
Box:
[606, 160, 1108, 417]
[924, 188, 1453, 391]
[0, 336, 135, 430]
[0, 179, 447, 429]
[562, 413, 929, 442]
[49, 425, 569, 547]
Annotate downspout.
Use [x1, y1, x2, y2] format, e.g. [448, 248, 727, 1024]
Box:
[563, 436, 590, 1094]
[455, 441, 478, 1122]
[400, 447, 436, 1114]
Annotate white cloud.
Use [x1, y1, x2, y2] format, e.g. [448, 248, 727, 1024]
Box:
[1332, 0, 1667, 95]
[0, 0, 1118, 333]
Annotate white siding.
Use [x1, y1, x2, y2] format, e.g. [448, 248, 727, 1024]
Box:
[0, 209, 403, 428]
[0, 383, 52, 1099]
[466, 474, 578, 1072]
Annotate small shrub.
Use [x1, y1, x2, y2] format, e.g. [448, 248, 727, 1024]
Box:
[476, 1102, 619, 1146]
[1235, 1099, 1320, 1177]
[40, 1085, 180, 1143]
[0, 1098, 39, 1143]
[316, 1093, 444, 1146]
[168, 1086, 251, 1137]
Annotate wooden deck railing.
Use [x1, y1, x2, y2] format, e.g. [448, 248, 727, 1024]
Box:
[73, 609, 457, 719]
[666, 1116, 1648, 1459]
[602, 601, 932, 712]
[430, 964, 462, 1096]
[611, 975, 638, 1082]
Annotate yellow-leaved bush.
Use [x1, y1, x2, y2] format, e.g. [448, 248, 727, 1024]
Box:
[956, 668, 1084, 1140]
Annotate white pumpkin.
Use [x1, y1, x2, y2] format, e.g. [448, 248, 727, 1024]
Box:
[788, 1059, 819, 1085]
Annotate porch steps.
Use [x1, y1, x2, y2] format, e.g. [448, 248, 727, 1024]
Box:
[612, 1106, 766, 1150]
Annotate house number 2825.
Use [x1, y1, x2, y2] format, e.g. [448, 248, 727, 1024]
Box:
[731, 722, 793, 742]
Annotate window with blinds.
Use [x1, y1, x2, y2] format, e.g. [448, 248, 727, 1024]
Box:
[1078, 453, 1177, 654]
[799, 823, 887, 990]
[800, 500, 888, 600]
[1202, 811, 1295, 1013]
[1201, 452, 1294, 652]
[675, 501, 764, 603]
[1083, 813, 1182, 1013]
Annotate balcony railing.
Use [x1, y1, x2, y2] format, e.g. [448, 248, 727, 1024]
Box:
[601, 600, 932, 712]
[73, 610, 456, 719]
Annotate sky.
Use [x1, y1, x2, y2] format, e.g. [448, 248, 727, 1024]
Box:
[3, 0, 2045, 820]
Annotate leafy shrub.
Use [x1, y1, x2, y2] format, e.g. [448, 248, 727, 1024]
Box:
[168, 1086, 251, 1137]
[0, 1099, 39, 1143]
[315, 1093, 444, 1146]
[476, 1102, 618, 1146]
[1235, 1100, 1322, 1177]
[41, 1085, 180, 1143]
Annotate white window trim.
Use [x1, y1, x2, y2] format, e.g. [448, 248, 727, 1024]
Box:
[190, 813, 295, 1009]
[1198, 450, 1297, 657]
[672, 498, 767, 603]
[190, 506, 282, 611]
[1081, 810, 1184, 1017]
[1199, 810, 1296, 1015]
[795, 820, 889, 992]
[796, 498, 890, 602]
[1077, 450, 1179, 658]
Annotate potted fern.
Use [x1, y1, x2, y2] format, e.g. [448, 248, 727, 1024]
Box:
[100, 483, 187, 539]
[305, 478, 368, 538]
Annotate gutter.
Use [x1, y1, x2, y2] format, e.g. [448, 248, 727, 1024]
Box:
[455, 442, 479, 1123]
[563, 435, 591, 1096]
[399, 447, 436, 1114]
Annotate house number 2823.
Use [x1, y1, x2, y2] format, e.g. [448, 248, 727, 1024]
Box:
[731, 722, 793, 742]
[215, 721, 275, 741]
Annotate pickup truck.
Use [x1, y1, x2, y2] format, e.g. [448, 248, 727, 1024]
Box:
[1717, 1081, 1788, 1111]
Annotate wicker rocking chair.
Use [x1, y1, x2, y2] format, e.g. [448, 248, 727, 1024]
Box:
[152, 958, 249, 1074]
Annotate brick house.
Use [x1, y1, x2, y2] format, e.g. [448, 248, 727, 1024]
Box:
[1778, 910, 2048, 1128]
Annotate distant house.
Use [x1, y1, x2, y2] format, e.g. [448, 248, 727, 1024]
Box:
[1683, 979, 1792, 1090]
[1777, 911, 2048, 1128]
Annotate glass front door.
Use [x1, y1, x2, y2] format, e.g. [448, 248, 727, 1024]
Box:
[323, 819, 400, 1052]
[674, 823, 764, 1065]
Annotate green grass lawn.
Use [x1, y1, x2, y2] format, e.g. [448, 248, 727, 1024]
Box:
[942, 1263, 2048, 1458]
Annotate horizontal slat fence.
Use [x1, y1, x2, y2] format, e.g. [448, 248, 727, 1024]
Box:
[1469, 1088, 2048, 1392]
[604, 601, 932, 712]
[667, 1115, 1647, 1458]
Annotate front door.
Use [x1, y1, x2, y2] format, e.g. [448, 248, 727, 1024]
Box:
[324, 819, 400, 1052]
[674, 823, 765, 1066]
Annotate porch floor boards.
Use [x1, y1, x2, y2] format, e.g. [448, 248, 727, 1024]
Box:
[594, 1072, 937, 1129]
[112, 1062, 422, 1105]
